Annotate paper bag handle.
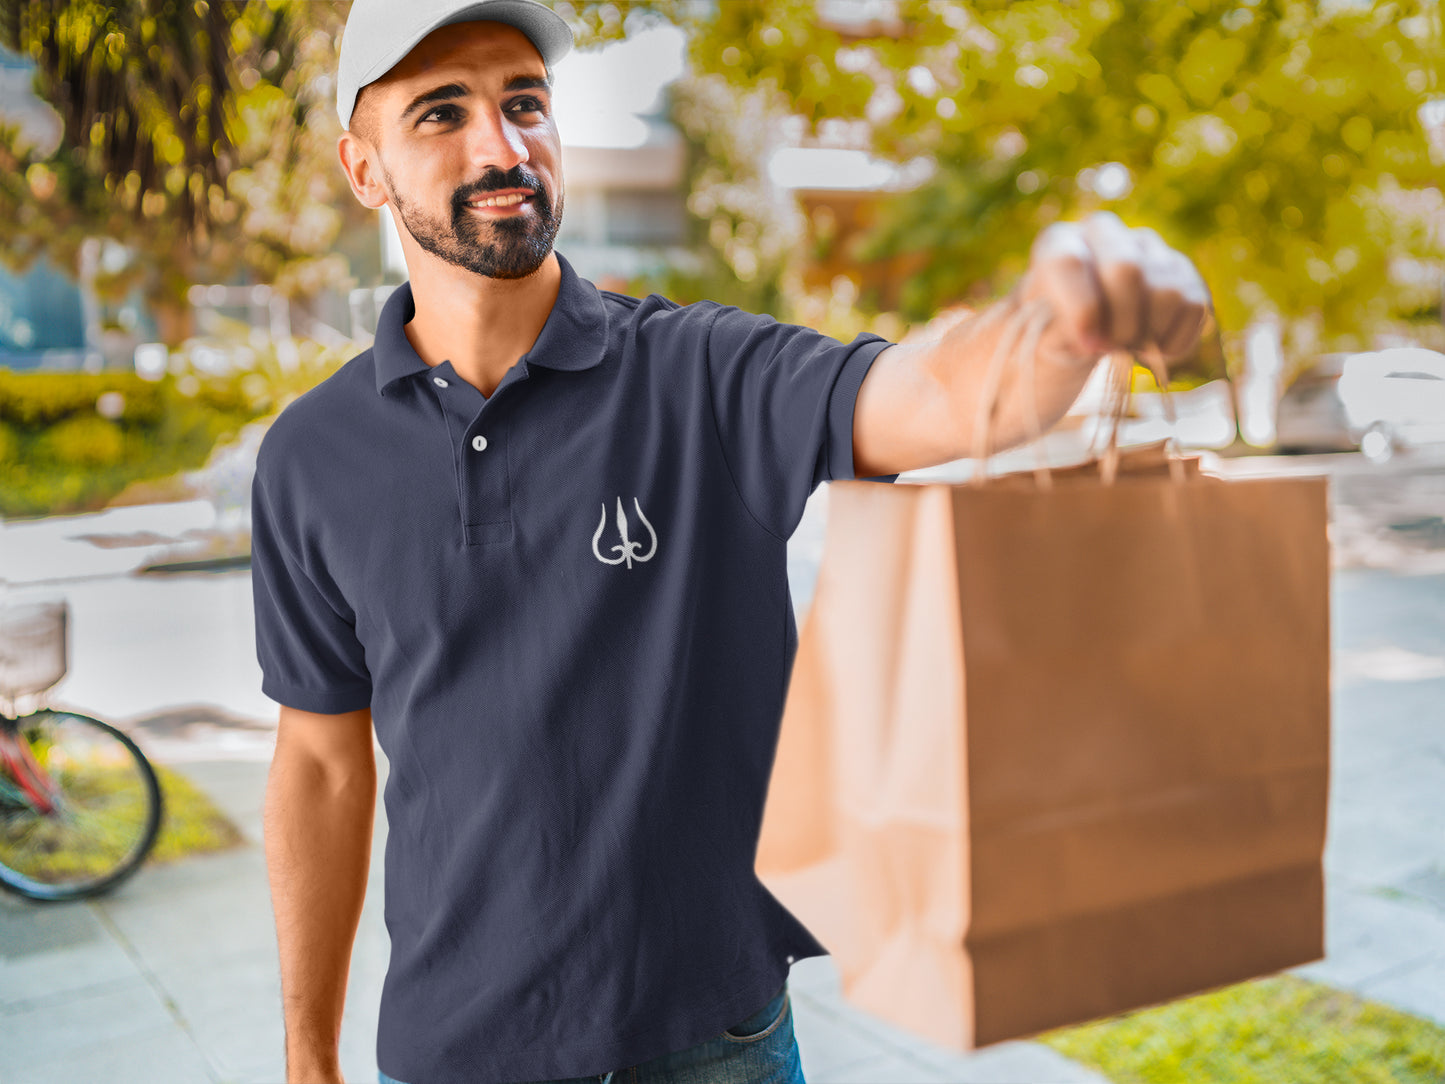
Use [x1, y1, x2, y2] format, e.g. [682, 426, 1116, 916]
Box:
[965, 296, 1184, 488]
[1089, 342, 1184, 486]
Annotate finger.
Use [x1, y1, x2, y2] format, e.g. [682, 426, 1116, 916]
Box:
[1082, 211, 1148, 350]
[1146, 240, 1213, 359]
[1156, 302, 1201, 361]
[1161, 298, 1213, 361]
[1135, 228, 1189, 352]
[1028, 221, 1109, 359]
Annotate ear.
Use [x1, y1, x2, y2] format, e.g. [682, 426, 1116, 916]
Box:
[337, 131, 390, 211]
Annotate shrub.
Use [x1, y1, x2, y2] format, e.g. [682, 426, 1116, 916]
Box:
[0, 370, 164, 428]
[31, 415, 127, 467]
[0, 334, 356, 517]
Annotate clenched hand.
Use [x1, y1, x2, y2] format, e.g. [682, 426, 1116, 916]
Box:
[1015, 210, 1214, 370]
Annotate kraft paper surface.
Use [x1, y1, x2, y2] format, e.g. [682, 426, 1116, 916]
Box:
[757, 454, 1330, 1050]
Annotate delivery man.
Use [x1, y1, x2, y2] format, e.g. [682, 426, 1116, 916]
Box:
[252, 2, 1212, 1082]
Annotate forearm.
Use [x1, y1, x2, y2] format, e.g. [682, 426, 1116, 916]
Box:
[929, 295, 1099, 459]
[852, 297, 1097, 477]
[264, 750, 376, 1082]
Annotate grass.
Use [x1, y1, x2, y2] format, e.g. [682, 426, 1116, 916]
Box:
[1039, 974, 1445, 1084]
[1, 756, 244, 884]
[147, 763, 247, 864]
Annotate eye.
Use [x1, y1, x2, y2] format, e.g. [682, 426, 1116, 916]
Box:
[507, 95, 547, 116]
[419, 103, 462, 124]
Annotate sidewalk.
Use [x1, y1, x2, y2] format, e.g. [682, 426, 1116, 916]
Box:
[3, 485, 1445, 1082]
[0, 755, 1111, 1084]
[0, 498, 1110, 1083]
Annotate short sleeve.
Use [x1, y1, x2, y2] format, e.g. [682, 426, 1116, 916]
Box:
[250, 470, 373, 714]
[705, 304, 898, 539]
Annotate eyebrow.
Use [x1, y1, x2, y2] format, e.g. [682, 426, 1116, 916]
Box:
[504, 75, 551, 93]
[399, 75, 552, 123]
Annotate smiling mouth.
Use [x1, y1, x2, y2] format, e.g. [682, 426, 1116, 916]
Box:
[468, 191, 532, 209]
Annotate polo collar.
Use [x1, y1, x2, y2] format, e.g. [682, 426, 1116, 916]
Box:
[374, 251, 609, 398]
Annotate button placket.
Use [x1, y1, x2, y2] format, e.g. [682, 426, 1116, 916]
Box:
[426, 361, 523, 545]
[457, 411, 510, 544]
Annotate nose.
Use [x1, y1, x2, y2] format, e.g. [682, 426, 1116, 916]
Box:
[466, 106, 529, 174]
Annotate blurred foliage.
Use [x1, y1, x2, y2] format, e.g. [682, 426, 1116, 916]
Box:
[0, 0, 709, 345]
[669, 57, 803, 316]
[559, 2, 791, 312]
[683, 0, 1445, 364]
[32, 415, 128, 467]
[147, 763, 246, 864]
[558, 0, 684, 47]
[0, 0, 366, 342]
[5, 0, 1440, 377]
[0, 334, 354, 518]
[0, 757, 244, 880]
[1041, 973, 1445, 1083]
[0, 367, 258, 517]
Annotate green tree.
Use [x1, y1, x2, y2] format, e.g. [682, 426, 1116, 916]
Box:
[0, 0, 698, 346]
[685, 0, 1445, 364]
[0, 0, 364, 344]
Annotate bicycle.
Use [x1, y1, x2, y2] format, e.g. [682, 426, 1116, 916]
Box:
[0, 594, 164, 902]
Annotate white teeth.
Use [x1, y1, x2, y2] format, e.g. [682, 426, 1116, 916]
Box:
[471, 193, 528, 208]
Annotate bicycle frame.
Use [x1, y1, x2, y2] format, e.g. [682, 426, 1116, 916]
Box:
[0, 716, 59, 815]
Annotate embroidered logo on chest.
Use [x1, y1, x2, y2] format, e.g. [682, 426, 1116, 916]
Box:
[592, 497, 657, 569]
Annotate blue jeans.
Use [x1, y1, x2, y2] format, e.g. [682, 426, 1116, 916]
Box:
[378, 980, 804, 1084]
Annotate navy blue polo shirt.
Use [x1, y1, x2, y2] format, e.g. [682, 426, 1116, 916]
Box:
[250, 251, 896, 1084]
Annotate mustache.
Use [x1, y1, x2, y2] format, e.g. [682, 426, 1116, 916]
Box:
[454, 166, 545, 205]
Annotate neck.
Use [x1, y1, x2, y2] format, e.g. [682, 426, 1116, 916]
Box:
[401, 250, 562, 399]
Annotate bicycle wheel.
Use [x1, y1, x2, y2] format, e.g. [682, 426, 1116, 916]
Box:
[0, 709, 163, 901]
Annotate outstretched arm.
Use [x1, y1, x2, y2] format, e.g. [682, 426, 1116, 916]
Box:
[850, 211, 1213, 479]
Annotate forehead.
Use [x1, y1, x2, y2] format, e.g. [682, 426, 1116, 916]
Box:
[373, 20, 546, 104]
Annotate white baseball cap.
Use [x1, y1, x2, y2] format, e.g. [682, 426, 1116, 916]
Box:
[336, 0, 575, 129]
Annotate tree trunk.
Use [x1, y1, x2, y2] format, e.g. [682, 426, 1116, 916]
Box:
[150, 297, 195, 347]
[77, 237, 103, 370]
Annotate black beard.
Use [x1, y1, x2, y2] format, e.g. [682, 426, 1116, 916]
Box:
[385, 163, 563, 280]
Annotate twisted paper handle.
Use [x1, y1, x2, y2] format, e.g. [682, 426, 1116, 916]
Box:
[961, 294, 1183, 487]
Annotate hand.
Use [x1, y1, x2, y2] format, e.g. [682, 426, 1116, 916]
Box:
[1014, 210, 1214, 370]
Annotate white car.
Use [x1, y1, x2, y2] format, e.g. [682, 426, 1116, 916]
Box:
[1274, 353, 1356, 454]
[1336, 347, 1445, 462]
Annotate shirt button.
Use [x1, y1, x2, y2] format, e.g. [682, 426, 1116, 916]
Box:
[433, 376, 449, 387]
[471, 434, 489, 452]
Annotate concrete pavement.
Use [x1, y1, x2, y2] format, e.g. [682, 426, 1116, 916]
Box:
[3, 453, 1445, 1082]
[0, 753, 1111, 1084]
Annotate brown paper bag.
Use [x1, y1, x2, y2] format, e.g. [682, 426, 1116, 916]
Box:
[757, 449, 1330, 1050]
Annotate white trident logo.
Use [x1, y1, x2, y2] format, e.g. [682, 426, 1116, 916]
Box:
[592, 497, 658, 569]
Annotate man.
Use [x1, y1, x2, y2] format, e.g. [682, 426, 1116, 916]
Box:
[252, 2, 1212, 1082]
